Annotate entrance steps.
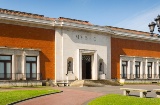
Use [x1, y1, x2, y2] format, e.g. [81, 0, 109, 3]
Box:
[70, 80, 120, 87]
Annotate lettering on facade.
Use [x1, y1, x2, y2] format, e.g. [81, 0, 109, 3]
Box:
[75, 34, 96, 42]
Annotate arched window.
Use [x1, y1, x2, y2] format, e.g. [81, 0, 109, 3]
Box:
[99, 59, 104, 73]
[67, 57, 73, 74]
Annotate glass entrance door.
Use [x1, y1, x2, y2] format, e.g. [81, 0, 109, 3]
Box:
[147, 62, 152, 78]
[122, 61, 127, 79]
[82, 55, 92, 79]
[135, 61, 140, 78]
[0, 55, 12, 80]
[26, 56, 37, 80]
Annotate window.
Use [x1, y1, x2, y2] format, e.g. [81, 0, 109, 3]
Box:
[0, 55, 12, 80]
[147, 62, 152, 78]
[26, 56, 37, 80]
[135, 61, 140, 78]
[122, 61, 128, 79]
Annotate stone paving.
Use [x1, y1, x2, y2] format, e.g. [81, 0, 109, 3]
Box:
[17, 84, 160, 105]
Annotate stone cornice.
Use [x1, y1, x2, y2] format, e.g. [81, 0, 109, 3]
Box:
[1, 12, 160, 44]
[0, 46, 41, 51]
[54, 20, 112, 34]
[54, 20, 160, 43]
[0, 13, 54, 26]
[111, 30, 160, 43]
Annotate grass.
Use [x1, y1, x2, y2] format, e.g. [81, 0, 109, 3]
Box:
[0, 87, 60, 105]
[88, 94, 160, 105]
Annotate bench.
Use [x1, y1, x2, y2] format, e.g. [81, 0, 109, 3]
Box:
[56, 82, 69, 87]
[153, 89, 160, 98]
[120, 88, 151, 98]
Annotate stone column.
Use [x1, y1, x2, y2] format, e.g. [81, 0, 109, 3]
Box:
[145, 59, 148, 79]
[37, 55, 40, 80]
[132, 58, 135, 79]
[21, 51, 26, 80]
[12, 54, 15, 80]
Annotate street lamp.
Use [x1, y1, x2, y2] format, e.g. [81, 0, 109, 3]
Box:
[148, 15, 160, 37]
[148, 22, 156, 36]
[155, 15, 160, 31]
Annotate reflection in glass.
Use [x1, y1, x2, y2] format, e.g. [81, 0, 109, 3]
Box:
[6, 63, 11, 78]
[26, 63, 30, 78]
[0, 62, 4, 78]
[32, 63, 36, 78]
[0, 56, 11, 60]
[26, 57, 36, 61]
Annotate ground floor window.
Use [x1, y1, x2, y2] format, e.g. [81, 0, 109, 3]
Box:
[147, 62, 152, 78]
[0, 55, 12, 80]
[135, 61, 140, 78]
[26, 56, 37, 80]
[122, 61, 127, 79]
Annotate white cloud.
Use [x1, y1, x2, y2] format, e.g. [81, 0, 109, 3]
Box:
[115, 4, 160, 34]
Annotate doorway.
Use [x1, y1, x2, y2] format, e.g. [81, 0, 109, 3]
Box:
[26, 56, 37, 80]
[82, 55, 92, 79]
[0, 55, 12, 80]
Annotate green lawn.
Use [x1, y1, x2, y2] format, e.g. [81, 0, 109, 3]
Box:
[0, 88, 60, 105]
[88, 94, 160, 105]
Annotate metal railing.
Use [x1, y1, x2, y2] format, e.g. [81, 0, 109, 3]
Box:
[0, 73, 42, 80]
[120, 74, 160, 79]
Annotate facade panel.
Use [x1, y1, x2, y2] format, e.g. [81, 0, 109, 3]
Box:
[0, 23, 55, 80]
[111, 37, 160, 79]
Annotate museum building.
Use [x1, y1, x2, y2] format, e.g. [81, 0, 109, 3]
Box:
[0, 8, 160, 84]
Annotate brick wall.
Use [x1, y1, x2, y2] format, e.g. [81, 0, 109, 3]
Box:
[111, 37, 160, 79]
[0, 23, 55, 80]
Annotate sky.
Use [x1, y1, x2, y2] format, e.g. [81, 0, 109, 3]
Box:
[0, 0, 160, 33]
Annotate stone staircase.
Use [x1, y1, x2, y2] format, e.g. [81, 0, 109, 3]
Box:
[69, 79, 120, 87]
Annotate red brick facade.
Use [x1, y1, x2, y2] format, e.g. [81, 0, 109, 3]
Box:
[0, 23, 55, 80]
[111, 37, 160, 79]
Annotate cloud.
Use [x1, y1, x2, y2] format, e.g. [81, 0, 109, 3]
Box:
[115, 4, 160, 34]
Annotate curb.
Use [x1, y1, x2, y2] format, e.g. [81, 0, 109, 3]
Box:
[7, 91, 63, 105]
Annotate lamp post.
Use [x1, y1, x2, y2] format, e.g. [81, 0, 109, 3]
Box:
[148, 15, 160, 37]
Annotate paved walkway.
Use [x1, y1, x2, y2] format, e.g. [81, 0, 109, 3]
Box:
[17, 85, 160, 105]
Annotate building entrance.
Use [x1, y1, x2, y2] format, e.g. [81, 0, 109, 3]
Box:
[82, 55, 91, 79]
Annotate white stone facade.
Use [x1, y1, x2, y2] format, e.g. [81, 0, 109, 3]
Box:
[55, 28, 111, 81]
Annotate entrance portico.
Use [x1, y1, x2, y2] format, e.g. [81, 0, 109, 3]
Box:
[78, 49, 97, 80]
[55, 27, 111, 82]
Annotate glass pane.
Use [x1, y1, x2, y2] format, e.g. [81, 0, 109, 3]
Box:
[0, 56, 11, 60]
[136, 67, 139, 74]
[148, 67, 152, 74]
[148, 62, 152, 66]
[135, 62, 140, 66]
[32, 63, 36, 73]
[124, 67, 127, 75]
[0, 62, 4, 78]
[32, 63, 36, 78]
[122, 66, 127, 78]
[26, 63, 30, 78]
[26, 57, 36, 61]
[6, 63, 11, 78]
[26, 63, 30, 73]
[148, 67, 152, 78]
[6, 63, 11, 73]
[122, 61, 127, 65]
